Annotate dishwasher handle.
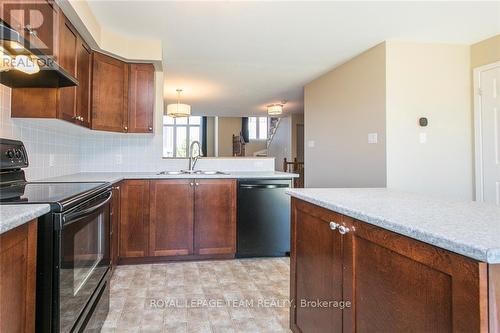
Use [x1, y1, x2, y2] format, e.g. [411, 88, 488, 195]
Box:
[239, 184, 290, 189]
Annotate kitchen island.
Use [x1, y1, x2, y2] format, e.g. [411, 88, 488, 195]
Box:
[286, 188, 500, 333]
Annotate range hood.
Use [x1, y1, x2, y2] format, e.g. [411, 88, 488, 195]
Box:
[0, 22, 78, 88]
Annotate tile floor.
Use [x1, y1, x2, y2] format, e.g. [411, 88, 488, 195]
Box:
[101, 258, 291, 333]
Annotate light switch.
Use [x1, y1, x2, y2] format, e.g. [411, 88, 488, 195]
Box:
[419, 132, 427, 144]
[307, 140, 315, 148]
[368, 133, 378, 144]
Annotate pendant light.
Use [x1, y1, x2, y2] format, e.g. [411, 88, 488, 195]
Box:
[267, 103, 284, 116]
[167, 89, 191, 117]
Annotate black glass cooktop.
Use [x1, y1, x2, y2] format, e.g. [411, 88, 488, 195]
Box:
[0, 182, 108, 210]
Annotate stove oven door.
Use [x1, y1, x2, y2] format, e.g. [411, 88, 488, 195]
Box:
[56, 190, 111, 333]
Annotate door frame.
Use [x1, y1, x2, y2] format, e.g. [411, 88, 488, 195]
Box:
[473, 61, 500, 202]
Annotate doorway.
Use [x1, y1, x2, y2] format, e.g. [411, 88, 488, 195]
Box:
[474, 61, 500, 204]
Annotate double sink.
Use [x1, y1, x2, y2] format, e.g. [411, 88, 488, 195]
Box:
[157, 170, 228, 176]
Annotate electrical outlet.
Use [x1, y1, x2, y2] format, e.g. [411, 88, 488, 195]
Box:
[307, 140, 315, 148]
[419, 132, 427, 144]
[49, 154, 55, 167]
[115, 154, 123, 165]
[368, 133, 378, 144]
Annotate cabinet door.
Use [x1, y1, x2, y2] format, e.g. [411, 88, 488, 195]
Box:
[194, 179, 236, 255]
[290, 199, 343, 333]
[0, 220, 37, 333]
[92, 52, 128, 132]
[0, 0, 57, 55]
[149, 180, 194, 256]
[76, 39, 92, 128]
[110, 184, 121, 268]
[56, 14, 78, 123]
[128, 63, 154, 133]
[342, 217, 488, 333]
[119, 180, 149, 258]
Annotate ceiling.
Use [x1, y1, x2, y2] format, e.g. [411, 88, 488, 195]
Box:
[87, 1, 500, 117]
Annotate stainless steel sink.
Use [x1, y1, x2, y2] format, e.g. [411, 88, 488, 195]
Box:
[157, 170, 189, 175]
[194, 170, 228, 175]
[156, 170, 228, 175]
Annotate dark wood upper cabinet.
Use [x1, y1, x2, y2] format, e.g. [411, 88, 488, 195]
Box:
[75, 39, 92, 128]
[290, 199, 343, 333]
[149, 180, 194, 257]
[0, 0, 57, 56]
[0, 220, 37, 333]
[128, 63, 154, 133]
[56, 14, 78, 123]
[119, 180, 149, 259]
[194, 179, 237, 256]
[91, 52, 129, 133]
[10, 8, 91, 128]
[290, 198, 489, 333]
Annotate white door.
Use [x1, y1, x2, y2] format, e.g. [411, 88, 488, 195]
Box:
[475, 63, 500, 204]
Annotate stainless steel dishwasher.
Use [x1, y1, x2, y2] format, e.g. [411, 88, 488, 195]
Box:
[237, 179, 292, 257]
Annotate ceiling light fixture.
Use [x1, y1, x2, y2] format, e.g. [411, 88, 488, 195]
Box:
[267, 101, 286, 116]
[166, 88, 191, 117]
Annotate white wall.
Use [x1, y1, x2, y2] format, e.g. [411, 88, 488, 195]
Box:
[386, 41, 473, 200]
[304, 43, 387, 188]
[267, 116, 292, 171]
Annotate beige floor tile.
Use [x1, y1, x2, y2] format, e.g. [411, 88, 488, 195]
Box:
[104, 258, 291, 333]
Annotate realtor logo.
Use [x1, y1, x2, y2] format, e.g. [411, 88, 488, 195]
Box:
[2, 0, 55, 55]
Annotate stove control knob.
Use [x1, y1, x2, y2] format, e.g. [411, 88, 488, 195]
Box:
[6, 150, 14, 158]
[15, 149, 22, 159]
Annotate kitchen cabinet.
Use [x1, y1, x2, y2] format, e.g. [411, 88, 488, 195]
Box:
[118, 179, 236, 263]
[75, 38, 92, 127]
[119, 180, 150, 259]
[0, 0, 57, 56]
[10, 10, 92, 128]
[194, 179, 237, 255]
[0, 220, 37, 333]
[56, 14, 78, 123]
[290, 200, 343, 333]
[128, 63, 155, 133]
[290, 198, 488, 333]
[91, 52, 129, 132]
[110, 183, 121, 269]
[149, 180, 194, 256]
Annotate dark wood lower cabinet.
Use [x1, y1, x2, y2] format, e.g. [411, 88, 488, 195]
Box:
[110, 183, 121, 269]
[194, 179, 237, 256]
[149, 179, 194, 256]
[117, 179, 236, 264]
[0, 220, 37, 333]
[119, 180, 150, 259]
[290, 198, 489, 333]
[290, 200, 343, 333]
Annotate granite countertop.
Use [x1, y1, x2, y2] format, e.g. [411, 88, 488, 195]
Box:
[0, 204, 51, 235]
[38, 171, 298, 184]
[286, 188, 500, 264]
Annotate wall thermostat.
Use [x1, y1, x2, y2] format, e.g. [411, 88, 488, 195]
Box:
[419, 117, 428, 127]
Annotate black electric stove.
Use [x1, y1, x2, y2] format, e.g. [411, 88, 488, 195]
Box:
[1, 181, 109, 211]
[0, 138, 111, 333]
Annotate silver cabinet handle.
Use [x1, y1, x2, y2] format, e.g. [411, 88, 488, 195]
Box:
[148, 127, 153, 131]
[329, 221, 339, 230]
[195, 182, 199, 186]
[338, 225, 350, 235]
[190, 183, 194, 186]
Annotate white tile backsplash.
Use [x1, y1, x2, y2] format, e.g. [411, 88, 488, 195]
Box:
[0, 84, 275, 179]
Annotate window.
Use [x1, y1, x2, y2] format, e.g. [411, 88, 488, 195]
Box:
[248, 117, 268, 140]
[163, 116, 202, 157]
